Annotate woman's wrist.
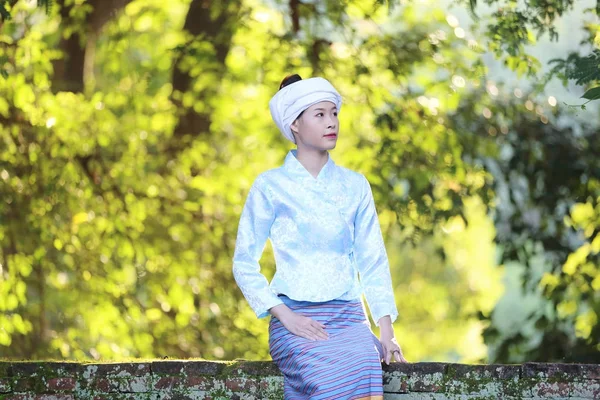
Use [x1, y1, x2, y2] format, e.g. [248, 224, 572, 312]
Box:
[378, 315, 395, 338]
[269, 303, 293, 323]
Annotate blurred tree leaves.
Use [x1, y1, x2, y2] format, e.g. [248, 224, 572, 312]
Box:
[0, 0, 51, 22]
[462, 0, 600, 106]
[447, 85, 600, 362]
[0, 0, 598, 364]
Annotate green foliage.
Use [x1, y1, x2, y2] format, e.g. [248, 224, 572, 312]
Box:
[0, 0, 598, 365]
[0, 0, 52, 21]
[467, 0, 576, 44]
[0, 2, 10, 21]
[557, 50, 600, 86]
[464, 0, 576, 68]
[446, 85, 600, 362]
[547, 50, 600, 107]
[582, 86, 600, 100]
[462, 0, 600, 107]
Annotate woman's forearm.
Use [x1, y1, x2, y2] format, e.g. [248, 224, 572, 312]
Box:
[269, 303, 293, 323]
[378, 315, 394, 338]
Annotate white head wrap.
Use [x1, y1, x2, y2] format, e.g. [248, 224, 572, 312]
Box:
[268, 77, 342, 144]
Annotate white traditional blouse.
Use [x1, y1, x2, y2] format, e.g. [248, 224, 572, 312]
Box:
[232, 149, 398, 325]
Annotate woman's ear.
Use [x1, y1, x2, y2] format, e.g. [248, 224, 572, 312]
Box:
[290, 119, 299, 135]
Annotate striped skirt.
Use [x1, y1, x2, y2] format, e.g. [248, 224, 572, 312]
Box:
[269, 295, 384, 400]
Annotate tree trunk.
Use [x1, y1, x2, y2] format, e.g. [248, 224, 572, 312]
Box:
[52, 0, 132, 93]
[170, 1, 242, 144]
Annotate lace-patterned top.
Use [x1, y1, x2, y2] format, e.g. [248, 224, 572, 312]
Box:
[232, 149, 398, 325]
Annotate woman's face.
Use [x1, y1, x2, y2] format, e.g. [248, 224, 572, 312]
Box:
[291, 101, 339, 151]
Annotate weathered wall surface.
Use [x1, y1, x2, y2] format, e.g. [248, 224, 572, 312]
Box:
[0, 360, 598, 399]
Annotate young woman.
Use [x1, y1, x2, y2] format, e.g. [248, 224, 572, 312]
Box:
[232, 74, 407, 399]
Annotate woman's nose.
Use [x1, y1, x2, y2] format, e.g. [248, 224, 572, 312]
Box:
[327, 116, 336, 128]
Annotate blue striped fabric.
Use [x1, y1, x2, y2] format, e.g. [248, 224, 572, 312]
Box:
[269, 295, 384, 399]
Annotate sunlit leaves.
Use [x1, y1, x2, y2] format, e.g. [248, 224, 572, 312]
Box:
[0, 0, 596, 364]
[553, 198, 600, 342]
[563, 244, 591, 276]
[0, 0, 54, 21]
[460, 0, 599, 105]
[444, 78, 600, 362]
[0, 252, 34, 347]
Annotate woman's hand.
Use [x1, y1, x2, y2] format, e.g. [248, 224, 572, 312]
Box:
[270, 304, 329, 341]
[378, 316, 408, 365]
[380, 335, 407, 365]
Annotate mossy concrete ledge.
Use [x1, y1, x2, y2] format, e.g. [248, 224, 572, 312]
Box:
[0, 360, 598, 399]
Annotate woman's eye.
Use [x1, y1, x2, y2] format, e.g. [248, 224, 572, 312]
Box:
[333, 112, 338, 117]
[316, 113, 323, 117]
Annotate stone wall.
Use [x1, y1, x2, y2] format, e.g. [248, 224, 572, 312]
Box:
[0, 360, 598, 399]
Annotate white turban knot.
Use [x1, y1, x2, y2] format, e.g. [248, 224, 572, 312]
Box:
[268, 77, 342, 144]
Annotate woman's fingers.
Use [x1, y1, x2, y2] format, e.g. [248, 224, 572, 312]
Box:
[304, 325, 320, 340]
[381, 341, 408, 364]
[305, 325, 327, 341]
[385, 349, 392, 365]
[312, 321, 329, 340]
[302, 329, 326, 341]
[290, 317, 328, 341]
[389, 346, 407, 363]
[394, 349, 407, 363]
[296, 328, 314, 341]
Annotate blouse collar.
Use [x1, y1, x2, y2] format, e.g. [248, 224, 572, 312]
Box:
[283, 149, 336, 182]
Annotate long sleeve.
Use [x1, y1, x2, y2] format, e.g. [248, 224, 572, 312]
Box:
[232, 178, 283, 319]
[354, 175, 398, 326]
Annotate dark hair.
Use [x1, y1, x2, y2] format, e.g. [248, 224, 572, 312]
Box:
[279, 74, 302, 90]
[279, 74, 305, 128]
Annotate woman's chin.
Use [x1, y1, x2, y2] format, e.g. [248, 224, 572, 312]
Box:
[321, 138, 338, 150]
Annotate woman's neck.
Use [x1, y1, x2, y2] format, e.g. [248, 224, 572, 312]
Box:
[295, 148, 329, 179]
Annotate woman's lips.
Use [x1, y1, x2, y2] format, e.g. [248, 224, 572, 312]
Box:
[324, 133, 337, 139]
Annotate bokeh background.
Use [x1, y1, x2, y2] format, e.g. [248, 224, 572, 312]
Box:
[0, 0, 599, 364]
